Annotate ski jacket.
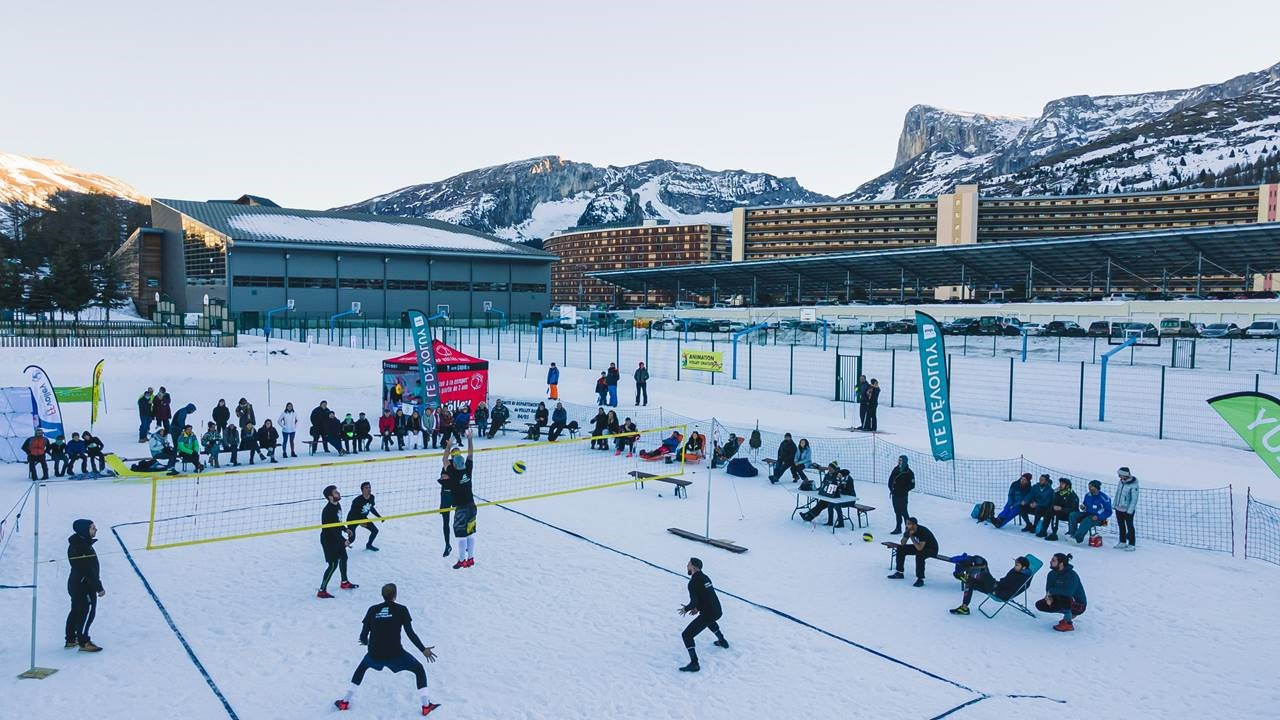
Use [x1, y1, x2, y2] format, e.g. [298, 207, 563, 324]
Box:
[1081, 491, 1113, 521]
[1113, 477, 1140, 513]
[276, 410, 298, 433]
[66, 439, 86, 458]
[422, 410, 436, 432]
[152, 392, 171, 421]
[48, 439, 67, 459]
[888, 465, 915, 496]
[355, 417, 371, 437]
[201, 430, 222, 452]
[309, 406, 329, 432]
[84, 437, 103, 456]
[378, 414, 395, 434]
[552, 406, 568, 426]
[236, 403, 256, 427]
[222, 426, 239, 451]
[1052, 488, 1081, 514]
[855, 380, 870, 404]
[148, 432, 170, 458]
[1025, 482, 1055, 508]
[547, 367, 560, 385]
[606, 367, 620, 387]
[491, 404, 510, 426]
[67, 531, 102, 595]
[1006, 479, 1032, 507]
[634, 366, 649, 383]
[21, 435, 47, 458]
[176, 433, 200, 455]
[257, 425, 279, 448]
[775, 438, 797, 465]
[794, 444, 812, 467]
[407, 414, 422, 434]
[341, 418, 356, 439]
[437, 411, 453, 430]
[474, 406, 489, 425]
[394, 413, 409, 435]
[138, 393, 154, 419]
[1045, 563, 1087, 605]
[240, 427, 260, 450]
[453, 410, 470, 429]
[993, 567, 1031, 600]
[212, 404, 231, 427]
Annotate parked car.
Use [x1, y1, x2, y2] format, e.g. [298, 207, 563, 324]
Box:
[1044, 320, 1086, 337]
[650, 318, 679, 332]
[977, 315, 1022, 336]
[1158, 319, 1199, 337]
[1172, 294, 1207, 302]
[1245, 320, 1280, 339]
[943, 317, 980, 334]
[892, 318, 917, 334]
[1021, 322, 1045, 336]
[1104, 293, 1137, 302]
[1109, 322, 1159, 339]
[1086, 321, 1112, 337]
[1200, 323, 1242, 339]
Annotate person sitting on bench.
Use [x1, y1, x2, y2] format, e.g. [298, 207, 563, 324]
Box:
[711, 433, 739, 468]
[547, 402, 569, 442]
[640, 431, 683, 460]
[991, 473, 1033, 529]
[588, 407, 609, 449]
[799, 464, 855, 526]
[1020, 474, 1054, 533]
[487, 399, 510, 439]
[149, 427, 177, 471]
[950, 555, 1030, 616]
[614, 417, 638, 457]
[1069, 481, 1112, 543]
[1040, 478, 1079, 541]
[526, 402, 549, 440]
[887, 517, 938, 587]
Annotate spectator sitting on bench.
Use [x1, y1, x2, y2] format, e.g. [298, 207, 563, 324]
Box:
[1040, 478, 1079, 541]
[1020, 474, 1054, 533]
[992, 473, 1033, 528]
[547, 402, 569, 442]
[149, 427, 177, 471]
[949, 555, 1030, 616]
[711, 433, 740, 468]
[202, 422, 223, 468]
[487, 399, 510, 439]
[589, 407, 609, 449]
[615, 417, 638, 457]
[526, 402, 549, 439]
[640, 430, 683, 460]
[799, 464, 855, 526]
[1036, 552, 1087, 632]
[887, 517, 938, 587]
[1069, 480, 1112, 543]
[682, 429, 706, 462]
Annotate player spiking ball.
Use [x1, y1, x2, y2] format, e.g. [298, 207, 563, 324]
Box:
[441, 429, 476, 569]
[334, 582, 440, 715]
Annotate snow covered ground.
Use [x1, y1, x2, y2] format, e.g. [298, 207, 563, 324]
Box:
[2, 337, 1278, 719]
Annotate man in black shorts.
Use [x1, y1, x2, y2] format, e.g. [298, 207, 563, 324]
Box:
[442, 431, 476, 569]
[334, 583, 439, 715]
[677, 557, 728, 672]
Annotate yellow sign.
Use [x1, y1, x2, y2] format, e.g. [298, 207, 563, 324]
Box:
[91, 358, 105, 426]
[680, 349, 723, 373]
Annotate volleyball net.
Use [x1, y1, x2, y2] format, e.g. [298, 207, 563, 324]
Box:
[145, 424, 687, 550]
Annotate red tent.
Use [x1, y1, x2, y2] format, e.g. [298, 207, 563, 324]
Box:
[382, 340, 489, 413]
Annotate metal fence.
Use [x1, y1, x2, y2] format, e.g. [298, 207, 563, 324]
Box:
[1245, 490, 1280, 566]
[0, 320, 235, 348]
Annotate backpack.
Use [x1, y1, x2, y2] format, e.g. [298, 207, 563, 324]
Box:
[973, 501, 996, 524]
[726, 457, 758, 477]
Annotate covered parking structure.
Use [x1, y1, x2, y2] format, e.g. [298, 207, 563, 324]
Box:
[589, 224, 1280, 305]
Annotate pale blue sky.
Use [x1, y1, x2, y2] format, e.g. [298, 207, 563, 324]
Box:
[3, 0, 1277, 208]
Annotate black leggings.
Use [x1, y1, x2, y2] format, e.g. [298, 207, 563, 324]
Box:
[352, 653, 427, 689]
[321, 558, 349, 589]
[349, 520, 379, 547]
[681, 614, 723, 649]
[1116, 510, 1136, 545]
[66, 591, 97, 644]
[441, 509, 452, 548]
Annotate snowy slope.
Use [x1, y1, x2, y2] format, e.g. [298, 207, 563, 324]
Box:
[0, 153, 147, 236]
[2, 340, 1278, 720]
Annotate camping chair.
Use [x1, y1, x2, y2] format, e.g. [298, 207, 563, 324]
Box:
[978, 554, 1043, 619]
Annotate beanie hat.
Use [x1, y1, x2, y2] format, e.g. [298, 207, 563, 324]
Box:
[1118, 466, 1132, 478]
[72, 519, 93, 538]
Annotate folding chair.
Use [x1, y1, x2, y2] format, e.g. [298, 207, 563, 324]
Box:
[978, 554, 1043, 619]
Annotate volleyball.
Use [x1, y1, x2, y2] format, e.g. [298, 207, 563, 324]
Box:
[512, 460, 527, 475]
[862, 532, 873, 542]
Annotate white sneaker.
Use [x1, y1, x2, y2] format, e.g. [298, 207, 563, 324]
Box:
[1113, 542, 1127, 549]
[1123, 544, 1136, 552]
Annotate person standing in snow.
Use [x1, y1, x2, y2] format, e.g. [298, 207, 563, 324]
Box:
[22, 428, 49, 480]
[595, 372, 609, 407]
[277, 402, 299, 458]
[606, 362, 620, 407]
[212, 398, 231, 434]
[888, 455, 915, 534]
[137, 387, 155, 442]
[333, 583, 439, 715]
[1113, 467, 1140, 551]
[677, 557, 728, 673]
[768, 433, 796, 484]
[863, 379, 881, 432]
[318, 485, 357, 598]
[854, 374, 870, 431]
[1035, 552, 1087, 632]
[442, 431, 477, 569]
[547, 362, 560, 400]
[235, 397, 256, 429]
[152, 386, 172, 434]
[634, 361, 649, 406]
[345, 481, 382, 551]
[65, 519, 105, 652]
[310, 400, 332, 454]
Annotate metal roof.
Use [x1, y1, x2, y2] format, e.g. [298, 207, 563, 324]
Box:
[155, 199, 556, 262]
[589, 224, 1280, 292]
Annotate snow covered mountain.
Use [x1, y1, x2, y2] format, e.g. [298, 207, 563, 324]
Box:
[845, 61, 1280, 200]
[0, 153, 147, 236]
[335, 157, 831, 241]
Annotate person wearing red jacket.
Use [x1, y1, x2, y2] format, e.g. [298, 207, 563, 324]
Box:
[378, 410, 396, 451]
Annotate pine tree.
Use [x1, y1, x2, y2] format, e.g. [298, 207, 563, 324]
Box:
[96, 257, 129, 321]
[49, 244, 95, 319]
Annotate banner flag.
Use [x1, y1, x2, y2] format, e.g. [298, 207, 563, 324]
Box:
[680, 350, 724, 373]
[914, 311, 955, 461]
[406, 309, 442, 410]
[1207, 391, 1280, 480]
[24, 364, 65, 440]
[92, 358, 106, 426]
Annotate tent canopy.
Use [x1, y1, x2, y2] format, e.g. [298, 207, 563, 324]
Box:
[382, 340, 489, 413]
[383, 339, 489, 373]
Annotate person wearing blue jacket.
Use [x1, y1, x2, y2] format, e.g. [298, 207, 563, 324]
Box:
[547, 402, 569, 442]
[1069, 480, 1113, 543]
[1020, 474, 1055, 533]
[66, 433, 88, 476]
[992, 473, 1032, 528]
[546, 363, 560, 400]
[451, 405, 470, 445]
[1035, 552, 1086, 631]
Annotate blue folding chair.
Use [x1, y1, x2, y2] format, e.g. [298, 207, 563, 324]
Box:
[978, 553, 1043, 619]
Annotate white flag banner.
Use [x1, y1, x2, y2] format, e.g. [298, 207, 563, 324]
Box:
[24, 364, 65, 440]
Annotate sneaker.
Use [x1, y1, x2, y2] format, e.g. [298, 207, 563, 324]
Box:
[317, 590, 335, 599]
[887, 572, 905, 580]
[950, 606, 970, 615]
[339, 581, 358, 590]
[1113, 542, 1127, 549]
[1053, 620, 1074, 632]
[615, 450, 622, 456]
[64, 640, 78, 649]
[422, 703, 441, 716]
[452, 560, 466, 570]
[442, 546, 452, 557]
[912, 578, 925, 587]
[334, 700, 350, 711]
[366, 545, 380, 552]
[464, 558, 474, 568]
[626, 452, 634, 458]
[678, 662, 700, 672]
[1045, 533, 1059, 542]
[78, 641, 103, 652]
[1035, 530, 1047, 538]
[1123, 544, 1136, 552]
[713, 638, 729, 649]
[1022, 525, 1035, 533]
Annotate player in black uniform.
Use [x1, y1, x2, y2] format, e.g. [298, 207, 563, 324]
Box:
[441, 431, 476, 569]
[334, 583, 440, 715]
[318, 485, 357, 598]
[346, 481, 383, 551]
[677, 557, 728, 672]
[437, 442, 454, 558]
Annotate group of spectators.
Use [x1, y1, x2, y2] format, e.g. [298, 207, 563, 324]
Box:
[21, 427, 107, 480]
[373, 400, 509, 452]
[547, 361, 651, 408]
[987, 467, 1140, 550]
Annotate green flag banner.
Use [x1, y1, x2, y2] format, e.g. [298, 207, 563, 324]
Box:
[55, 386, 94, 403]
[1207, 391, 1280, 480]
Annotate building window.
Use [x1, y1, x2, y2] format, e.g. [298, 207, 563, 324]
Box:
[290, 276, 337, 289]
[472, 281, 509, 292]
[182, 217, 228, 286]
[512, 282, 547, 293]
[232, 275, 285, 288]
[387, 279, 429, 291]
[431, 280, 470, 292]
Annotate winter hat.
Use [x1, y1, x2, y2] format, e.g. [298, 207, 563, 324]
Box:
[1117, 467, 1132, 478]
[72, 519, 93, 538]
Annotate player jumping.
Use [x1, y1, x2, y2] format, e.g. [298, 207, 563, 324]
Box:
[442, 431, 476, 569]
[677, 557, 728, 672]
[334, 582, 440, 715]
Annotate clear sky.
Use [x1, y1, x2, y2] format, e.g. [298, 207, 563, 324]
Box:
[3, 0, 1277, 208]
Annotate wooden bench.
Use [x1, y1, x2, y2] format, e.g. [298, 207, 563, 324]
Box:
[629, 470, 692, 499]
[523, 423, 579, 441]
[881, 541, 953, 570]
